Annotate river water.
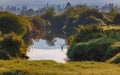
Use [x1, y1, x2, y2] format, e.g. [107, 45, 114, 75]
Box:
[27, 38, 68, 63]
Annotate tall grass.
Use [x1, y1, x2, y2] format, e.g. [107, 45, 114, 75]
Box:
[0, 59, 120, 75]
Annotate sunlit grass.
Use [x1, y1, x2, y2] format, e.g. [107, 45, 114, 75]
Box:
[101, 25, 120, 30]
[0, 59, 120, 75]
[111, 42, 120, 48]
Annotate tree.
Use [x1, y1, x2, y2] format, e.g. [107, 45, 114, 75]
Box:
[26, 9, 36, 16]
[41, 8, 56, 22]
[32, 16, 51, 30]
[65, 2, 72, 9]
[0, 12, 29, 36]
[74, 9, 111, 25]
[109, 6, 118, 19]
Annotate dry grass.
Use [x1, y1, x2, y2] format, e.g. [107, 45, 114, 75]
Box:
[101, 25, 120, 30]
[0, 59, 120, 75]
[111, 42, 120, 48]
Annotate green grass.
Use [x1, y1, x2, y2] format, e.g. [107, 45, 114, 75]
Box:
[0, 59, 120, 75]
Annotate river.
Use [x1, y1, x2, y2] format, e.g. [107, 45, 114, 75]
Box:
[27, 38, 68, 63]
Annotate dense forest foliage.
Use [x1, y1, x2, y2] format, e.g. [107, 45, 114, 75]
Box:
[0, 4, 120, 63]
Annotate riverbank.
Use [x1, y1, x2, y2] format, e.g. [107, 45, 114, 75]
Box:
[0, 59, 120, 75]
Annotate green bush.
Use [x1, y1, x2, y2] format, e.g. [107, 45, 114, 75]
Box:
[0, 12, 30, 36]
[86, 38, 115, 61]
[67, 37, 116, 61]
[107, 53, 120, 64]
[67, 43, 87, 61]
[0, 33, 28, 59]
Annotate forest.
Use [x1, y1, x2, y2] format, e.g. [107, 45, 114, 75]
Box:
[0, 4, 120, 74]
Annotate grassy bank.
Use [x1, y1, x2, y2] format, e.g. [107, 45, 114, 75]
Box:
[0, 59, 120, 75]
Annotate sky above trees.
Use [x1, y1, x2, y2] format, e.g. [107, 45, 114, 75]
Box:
[0, 0, 119, 7]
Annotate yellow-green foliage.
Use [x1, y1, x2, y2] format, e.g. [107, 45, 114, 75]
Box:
[0, 59, 120, 75]
[0, 12, 30, 36]
[0, 33, 28, 59]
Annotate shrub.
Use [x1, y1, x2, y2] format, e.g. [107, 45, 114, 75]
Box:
[67, 37, 117, 61]
[86, 37, 115, 61]
[67, 43, 87, 61]
[0, 33, 28, 59]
